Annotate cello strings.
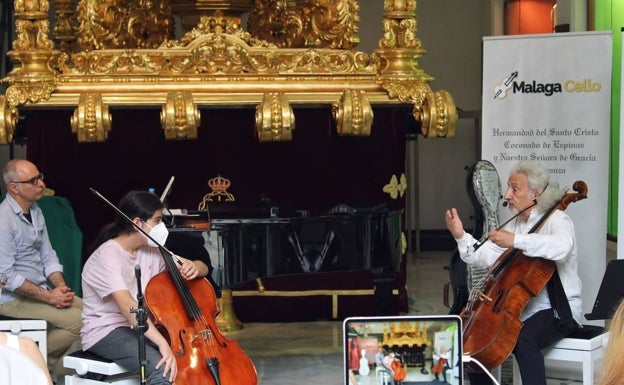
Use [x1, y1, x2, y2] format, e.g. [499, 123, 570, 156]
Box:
[163, 253, 220, 353]
[158, 247, 227, 350]
[160, 246, 201, 319]
[466, 273, 489, 311]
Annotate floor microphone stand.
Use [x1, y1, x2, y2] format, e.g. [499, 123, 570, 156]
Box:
[131, 264, 148, 385]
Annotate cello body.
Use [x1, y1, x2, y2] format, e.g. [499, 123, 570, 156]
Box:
[461, 252, 554, 369]
[432, 356, 448, 374]
[146, 272, 258, 385]
[461, 180, 587, 370]
[391, 357, 406, 382]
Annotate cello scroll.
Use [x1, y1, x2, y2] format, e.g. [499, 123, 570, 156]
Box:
[557, 181, 588, 211]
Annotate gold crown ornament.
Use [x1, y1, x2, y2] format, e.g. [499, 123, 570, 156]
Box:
[198, 175, 235, 210]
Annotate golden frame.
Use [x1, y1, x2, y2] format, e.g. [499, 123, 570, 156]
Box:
[0, 0, 457, 143]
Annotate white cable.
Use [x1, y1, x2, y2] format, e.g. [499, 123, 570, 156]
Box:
[461, 355, 501, 385]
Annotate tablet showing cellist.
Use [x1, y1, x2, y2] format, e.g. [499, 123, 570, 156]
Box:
[445, 161, 584, 385]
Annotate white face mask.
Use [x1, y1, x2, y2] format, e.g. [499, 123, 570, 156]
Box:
[143, 221, 169, 247]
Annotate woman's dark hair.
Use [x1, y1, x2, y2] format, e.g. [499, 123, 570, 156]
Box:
[88, 190, 164, 254]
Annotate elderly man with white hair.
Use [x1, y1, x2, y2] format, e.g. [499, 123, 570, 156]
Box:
[445, 160, 583, 385]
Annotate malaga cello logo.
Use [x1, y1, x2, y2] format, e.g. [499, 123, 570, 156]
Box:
[493, 70, 602, 100]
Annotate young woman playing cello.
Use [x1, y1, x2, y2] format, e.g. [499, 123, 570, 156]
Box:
[81, 190, 209, 385]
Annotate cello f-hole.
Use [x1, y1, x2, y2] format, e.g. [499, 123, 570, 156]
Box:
[492, 289, 504, 313]
[177, 330, 187, 357]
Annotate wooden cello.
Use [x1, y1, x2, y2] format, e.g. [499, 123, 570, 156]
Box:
[460, 181, 587, 370]
[145, 247, 258, 385]
[391, 356, 407, 382]
[90, 188, 258, 385]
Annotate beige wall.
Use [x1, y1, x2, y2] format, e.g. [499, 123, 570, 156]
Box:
[352, 1, 497, 233]
[344, 1, 491, 233]
[413, 1, 488, 230]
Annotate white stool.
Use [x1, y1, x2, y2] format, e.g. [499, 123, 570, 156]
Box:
[0, 318, 47, 363]
[375, 366, 391, 385]
[513, 325, 609, 385]
[63, 351, 139, 385]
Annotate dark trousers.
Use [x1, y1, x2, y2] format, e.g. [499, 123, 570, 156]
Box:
[87, 326, 172, 385]
[467, 309, 576, 385]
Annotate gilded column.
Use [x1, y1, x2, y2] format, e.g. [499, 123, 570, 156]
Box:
[372, 0, 457, 138]
[374, 0, 429, 81]
[5, 0, 59, 107]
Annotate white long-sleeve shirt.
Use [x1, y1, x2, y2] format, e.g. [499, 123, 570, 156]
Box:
[455, 208, 583, 325]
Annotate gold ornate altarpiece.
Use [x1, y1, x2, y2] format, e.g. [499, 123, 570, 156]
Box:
[0, 0, 457, 144]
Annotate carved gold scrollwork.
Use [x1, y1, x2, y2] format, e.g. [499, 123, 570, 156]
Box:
[382, 0, 417, 20]
[332, 89, 373, 136]
[53, 0, 79, 52]
[255, 93, 294, 142]
[373, 0, 430, 84]
[247, 0, 360, 49]
[76, 0, 173, 50]
[7, 3, 59, 87]
[381, 80, 456, 138]
[6, 0, 59, 106]
[3, 0, 458, 144]
[379, 0, 419, 50]
[15, 0, 50, 16]
[0, 97, 18, 144]
[4, 82, 55, 108]
[418, 89, 457, 138]
[70, 93, 112, 142]
[12, 0, 54, 51]
[160, 91, 200, 140]
[172, 0, 252, 33]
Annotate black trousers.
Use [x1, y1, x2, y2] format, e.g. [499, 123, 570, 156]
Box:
[467, 309, 577, 385]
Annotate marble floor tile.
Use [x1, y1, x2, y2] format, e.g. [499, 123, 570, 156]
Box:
[56, 250, 594, 385]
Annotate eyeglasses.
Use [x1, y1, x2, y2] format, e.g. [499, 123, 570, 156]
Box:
[11, 173, 44, 185]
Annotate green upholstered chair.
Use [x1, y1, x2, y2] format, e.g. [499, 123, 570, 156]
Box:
[36, 195, 83, 297]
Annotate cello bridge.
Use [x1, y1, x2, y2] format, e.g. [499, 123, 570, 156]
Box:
[476, 290, 493, 302]
[192, 329, 212, 343]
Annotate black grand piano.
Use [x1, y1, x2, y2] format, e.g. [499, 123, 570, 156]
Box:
[166, 203, 404, 322]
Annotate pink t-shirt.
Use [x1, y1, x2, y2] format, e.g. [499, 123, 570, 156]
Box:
[80, 239, 166, 350]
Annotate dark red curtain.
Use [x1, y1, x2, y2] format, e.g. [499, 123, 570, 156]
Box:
[25, 106, 407, 247]
[24, 106, 409, 313]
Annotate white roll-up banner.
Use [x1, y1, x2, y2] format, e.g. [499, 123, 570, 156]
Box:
[482, 31, 612, 324]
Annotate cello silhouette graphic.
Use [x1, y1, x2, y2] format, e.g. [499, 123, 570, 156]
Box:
[493, 71, 518, 99]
